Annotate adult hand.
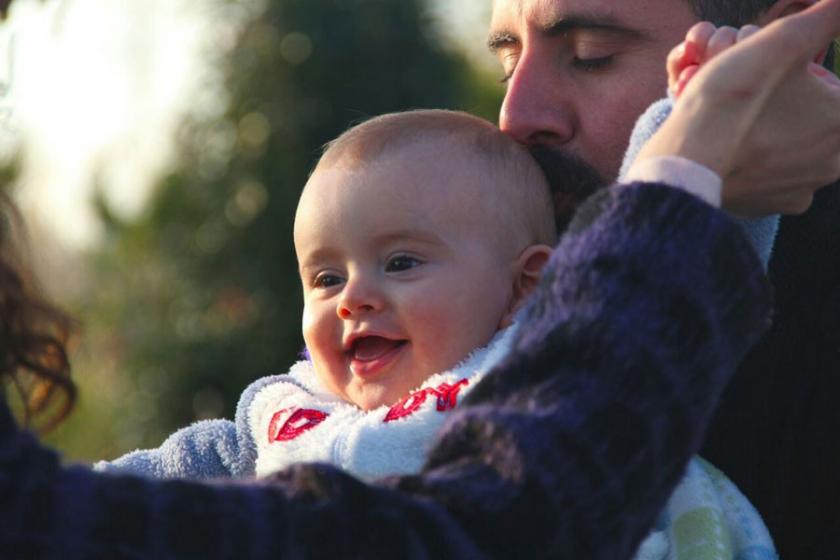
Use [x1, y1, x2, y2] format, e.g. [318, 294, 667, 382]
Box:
[638, 0, 840, 217]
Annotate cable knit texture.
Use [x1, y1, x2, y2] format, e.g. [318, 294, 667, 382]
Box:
[0, 184, 771, 559]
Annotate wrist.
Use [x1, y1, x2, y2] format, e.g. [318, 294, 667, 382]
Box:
[625, 155, 722, 207]
[636, 94, 738, 179]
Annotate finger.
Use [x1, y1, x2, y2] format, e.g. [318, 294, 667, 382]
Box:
[809, 61, 840, 88]
[791, 0, 840, 53]
[685, 21, 717, 62]
[705, 26, 739, 63]
[757, 0, 840, 69]
[675, 64, 700, 97]
[736, 24, 761, 43]
[667, 42, 688, 91]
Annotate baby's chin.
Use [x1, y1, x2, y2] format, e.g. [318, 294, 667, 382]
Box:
[315, 351, 459, 411]
[347, 384, 405, 411]
[345, 372, 435, 412]
[312, 369, 404, 411]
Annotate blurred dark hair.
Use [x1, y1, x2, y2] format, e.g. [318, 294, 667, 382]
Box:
[688, 1, 838, 76]
[687, 0, 778, 26]
[0, 193, 76, 432]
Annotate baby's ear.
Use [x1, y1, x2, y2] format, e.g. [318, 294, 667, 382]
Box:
[498, 244, 553, 329]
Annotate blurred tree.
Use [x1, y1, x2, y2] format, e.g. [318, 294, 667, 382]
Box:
[61, 0, 502, 457]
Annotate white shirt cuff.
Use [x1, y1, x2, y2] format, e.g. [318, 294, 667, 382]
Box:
[623, 155, 722, 208]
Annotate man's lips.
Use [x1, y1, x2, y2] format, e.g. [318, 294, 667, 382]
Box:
[347, 336, 407, 377]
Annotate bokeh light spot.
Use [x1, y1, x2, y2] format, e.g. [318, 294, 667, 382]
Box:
[279, 32, 312, 65]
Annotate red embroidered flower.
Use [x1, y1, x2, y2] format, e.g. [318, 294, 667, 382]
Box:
[433, 379, 469, 411]
[384, 378, 470, 423]
[384, 390, 430, 423]
[268, 407, 328, 442]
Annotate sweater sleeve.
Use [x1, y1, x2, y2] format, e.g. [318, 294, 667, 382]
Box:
[0, 183, 771, 560]
[93, 419, 242, 480]
[91, 374, 291, 480]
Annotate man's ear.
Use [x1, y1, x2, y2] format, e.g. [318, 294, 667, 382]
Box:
[758, 0, 829, 63]
[498, 244, 553, 329]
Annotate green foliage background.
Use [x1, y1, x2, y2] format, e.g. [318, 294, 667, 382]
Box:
[47, 0, 503, 461]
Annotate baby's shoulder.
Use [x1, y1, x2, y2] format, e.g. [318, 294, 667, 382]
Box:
[237, 361, 337, 413]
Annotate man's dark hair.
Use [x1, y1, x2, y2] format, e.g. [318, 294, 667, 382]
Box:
[688, 1, 837, 70]
[686, 0, 778, 26]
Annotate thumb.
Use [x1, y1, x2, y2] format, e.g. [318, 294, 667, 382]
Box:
[763, 0, 840, 67]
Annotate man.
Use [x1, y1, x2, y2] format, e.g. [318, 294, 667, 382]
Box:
[488, 0, 840, 557]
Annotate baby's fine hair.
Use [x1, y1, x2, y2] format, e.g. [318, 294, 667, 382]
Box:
[315, 109, 557, 246]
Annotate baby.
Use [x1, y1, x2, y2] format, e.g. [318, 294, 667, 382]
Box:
[98, 109, 558, 480]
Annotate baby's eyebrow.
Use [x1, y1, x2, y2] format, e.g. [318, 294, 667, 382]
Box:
[298, 247, 340, 270]
[374, 229, 445, 246]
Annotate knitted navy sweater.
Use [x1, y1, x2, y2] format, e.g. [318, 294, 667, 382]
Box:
[0, 184, 771, 559]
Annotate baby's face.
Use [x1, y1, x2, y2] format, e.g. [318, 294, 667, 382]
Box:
[294, 144, 519, 410]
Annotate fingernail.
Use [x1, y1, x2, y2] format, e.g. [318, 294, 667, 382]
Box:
[684, 41, 698, 61]
[676, 65, 700, 96]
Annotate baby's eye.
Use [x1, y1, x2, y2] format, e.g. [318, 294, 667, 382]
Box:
[385, 255, 421, 273]
[313, 273, 344, 288]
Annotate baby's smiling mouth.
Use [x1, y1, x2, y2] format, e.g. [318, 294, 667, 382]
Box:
[349, 336, 408, 362]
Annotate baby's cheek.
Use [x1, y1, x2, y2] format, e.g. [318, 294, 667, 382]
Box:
[301, 307, 317, 345]
[427, 310, 484, 365]
[301, 305, 332, 356]
[411, 308, 462, 364]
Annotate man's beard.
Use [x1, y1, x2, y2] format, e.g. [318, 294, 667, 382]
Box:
[528, 144, 609, 233]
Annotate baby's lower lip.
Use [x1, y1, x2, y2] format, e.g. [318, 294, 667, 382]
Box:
[349, 341, 407, 378]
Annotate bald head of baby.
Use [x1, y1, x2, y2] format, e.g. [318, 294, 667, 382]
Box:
[293, 110, 557, 411]
[305, 109, 557, 253]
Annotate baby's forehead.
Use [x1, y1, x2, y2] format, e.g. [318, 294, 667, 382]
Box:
[298, 111, 556, 248]
[309, 138, 509, 207]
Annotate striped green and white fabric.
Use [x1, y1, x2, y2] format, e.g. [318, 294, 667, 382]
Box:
[636, 458, 777, 560]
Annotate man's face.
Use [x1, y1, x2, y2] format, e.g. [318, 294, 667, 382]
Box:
[490, 0, 699, 180]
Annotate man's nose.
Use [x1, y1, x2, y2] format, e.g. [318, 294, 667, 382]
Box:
[337, 278, 382, 319]
[499, 51, 575, 146]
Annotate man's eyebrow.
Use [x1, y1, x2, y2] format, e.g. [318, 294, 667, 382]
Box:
[542, 15, 646, 38]
[487, 31, 518, 53]
[488, 15, 647, 52]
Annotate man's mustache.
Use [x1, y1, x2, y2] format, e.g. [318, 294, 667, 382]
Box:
[528, 144, 609, 232]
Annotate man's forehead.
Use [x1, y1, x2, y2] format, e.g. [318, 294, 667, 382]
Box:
[493, 0, 622, 26]
[490, 0, 694, 34]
